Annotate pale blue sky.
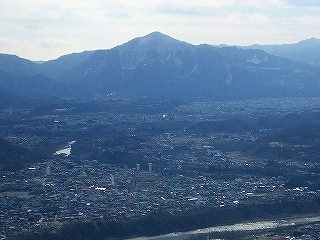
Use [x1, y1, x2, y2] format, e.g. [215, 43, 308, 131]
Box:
[0, 0, 319, 60]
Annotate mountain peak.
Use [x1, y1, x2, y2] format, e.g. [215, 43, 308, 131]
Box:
[118, 31, 191, 51]
[142, 31, 175, 41]
[145, 31, 168, 37]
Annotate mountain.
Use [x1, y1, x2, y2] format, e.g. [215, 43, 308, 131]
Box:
[1, 32, 320, 102]
[0, 53, 69, 106]
[0, 53, 40, 76]
[59, 32, 320, 99]
[118, 31, 192, 52]
[38, 50, 95, 79]
[243, 38, 320, 66]
[0, 51, 95, 79]
[0, 69, 65, 107]
[0, 51, 94, 106]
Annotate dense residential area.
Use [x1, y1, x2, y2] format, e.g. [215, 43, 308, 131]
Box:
[2, 97, 320, 239]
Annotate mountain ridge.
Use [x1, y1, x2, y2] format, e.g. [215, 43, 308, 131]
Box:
[1, 32, 320, 104]
[242, 38, 320, 66]
[56, 33, 319, 99]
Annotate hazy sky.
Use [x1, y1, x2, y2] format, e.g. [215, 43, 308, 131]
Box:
[0, 0, 319, 60]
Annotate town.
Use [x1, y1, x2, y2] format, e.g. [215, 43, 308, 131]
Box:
[2, 97, 320, 239]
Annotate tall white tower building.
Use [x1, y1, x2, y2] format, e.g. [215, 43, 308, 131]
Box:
[110, 174, 115, 186]
[45, 165, 51, 176]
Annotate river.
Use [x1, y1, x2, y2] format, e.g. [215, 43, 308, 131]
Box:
[127, 215, 320, 240]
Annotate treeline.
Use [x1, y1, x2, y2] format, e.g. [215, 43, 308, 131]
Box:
[190, 116, 320, 163]
[244, 124, 320, 161]
[21, 198, 320, 240]
[188, 111, 320, 135]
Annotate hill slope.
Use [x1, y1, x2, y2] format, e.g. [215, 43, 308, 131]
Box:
[0, 70, 65, 107]
[0, 139, 42, 170]
[0, 53, 40, 76]
[38, 50, 95, 79]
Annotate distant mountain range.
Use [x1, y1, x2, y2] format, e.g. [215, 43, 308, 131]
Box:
[242, 38, 320, 67]
[1, 32, 320, 105]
